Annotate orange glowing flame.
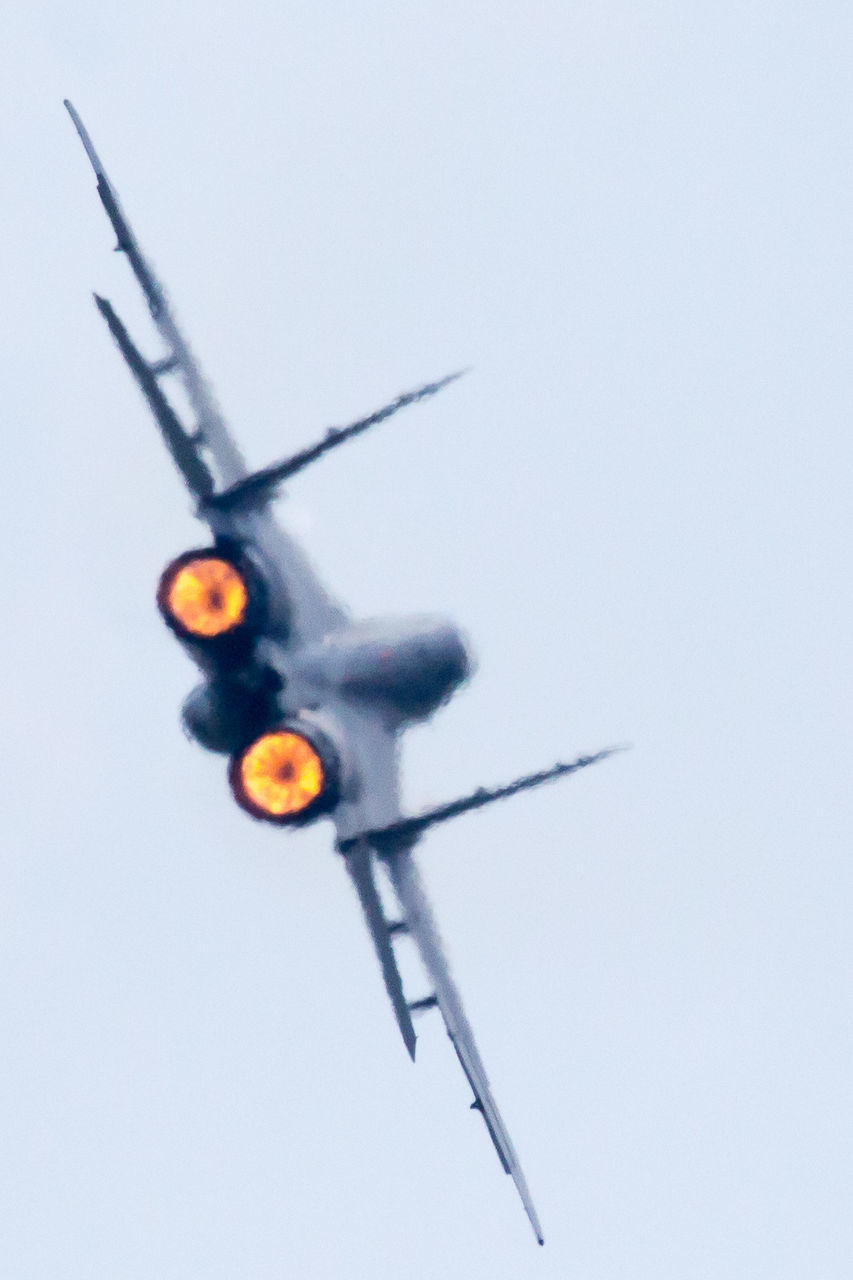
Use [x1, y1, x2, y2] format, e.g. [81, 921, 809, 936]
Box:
[165, 557, 248, 638]
[237, 731, 325, 818]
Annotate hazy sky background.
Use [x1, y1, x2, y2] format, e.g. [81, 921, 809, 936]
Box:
[2, 3, 852, 1276]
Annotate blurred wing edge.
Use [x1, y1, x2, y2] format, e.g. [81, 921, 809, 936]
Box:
[343, 840, 417, 1060]
[384, 846, 545, 1245]
[64, 99, 247, 490]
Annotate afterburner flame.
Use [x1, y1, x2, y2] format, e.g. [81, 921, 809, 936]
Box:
[236, 731, 325, 818]
[165, 556, 248, 637]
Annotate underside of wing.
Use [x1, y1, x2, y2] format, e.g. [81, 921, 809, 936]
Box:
[66, 101, 347, 644]
[327, 700, 420, 1053]
[65, 99, 247, 489]
[384, 847, 545, 1245]
[330, 701, 544, 1241]
[344, 839, 417, 1060]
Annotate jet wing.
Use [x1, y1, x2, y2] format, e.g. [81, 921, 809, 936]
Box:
[65, 101, 347, 644]
[317, 695, 416, 1057]
[384, 846, 545, 1246]
[68, 101, 546, 1241]
[330, 701, 543, 1244]
[344, 839, 417, 1060]
[65, 100, 247, 491]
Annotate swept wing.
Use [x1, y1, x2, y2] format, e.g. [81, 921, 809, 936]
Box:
[65, 100, 246, 488]
[65, 99, 346, 644]
[335, 745, 623, 1243]
[66, 108, 527, 1220]
[67, 103, 622, 1245]
[384, 845, 544, 1244]
[328, 709, 545, 1244]
[66, 101, 457, 644]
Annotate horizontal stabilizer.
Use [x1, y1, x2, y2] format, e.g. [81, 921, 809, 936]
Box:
[204, 371, 466, 513]
[338, 746, 625, 855]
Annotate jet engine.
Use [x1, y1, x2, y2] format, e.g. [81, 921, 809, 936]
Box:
[181, 671, 282, 755]
[228, 719, 341, 825]
[157, 545, 266, 663]
[161, 544, 282, 754]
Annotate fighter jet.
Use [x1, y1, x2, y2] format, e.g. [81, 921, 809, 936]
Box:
[66, 101, 622, 1245]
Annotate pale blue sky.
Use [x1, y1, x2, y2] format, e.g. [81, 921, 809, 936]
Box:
[2, 4, 852, 1276]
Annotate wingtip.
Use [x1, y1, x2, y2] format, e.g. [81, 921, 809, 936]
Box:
[528, 1212, 545, 1245]
[64, 99, 105, 177]
[524, 1202, 545, 1245]
[441, 367, 471, 390]
[583, 743, 631, 767]
[63, 98, 83, 132]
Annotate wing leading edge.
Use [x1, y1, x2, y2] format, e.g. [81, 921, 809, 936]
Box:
[328, 702, 544, 1241]
[345, 840, 417, 1060]
[66, 102, 461, 645]
[340, 746, 623, 1243]
[64, 98, 247, 489]
[383, 845, 545, 1246]
[66, 100, 350, 642]
[67, 102, 623, 1246]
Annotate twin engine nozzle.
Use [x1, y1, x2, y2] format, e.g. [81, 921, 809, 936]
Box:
[157, 546, 262, 648]
[158, 546, 340, 826]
